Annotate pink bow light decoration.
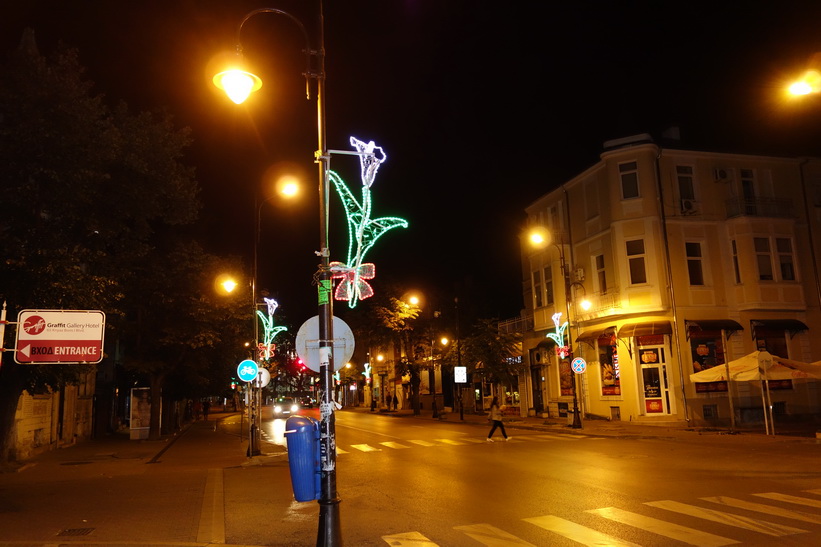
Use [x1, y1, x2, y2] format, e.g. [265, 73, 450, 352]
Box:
[330, 261, 376, 303]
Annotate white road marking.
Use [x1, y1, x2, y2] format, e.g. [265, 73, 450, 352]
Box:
[645, 500, 806, 536]
[435, 438, 466, 446]
[702, 496, 821, 524]
[754, 492, 821, 508]
[408, 439, 437, 447]
[380, 441, 410, 449]
[351, 444, 382, 452]
[381, 530, 439, 546]
[453, 523, 536, 546]
[588, 506, 738, 546]
[524, 514, 640, 546]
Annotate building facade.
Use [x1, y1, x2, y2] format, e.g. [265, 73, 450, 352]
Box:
[519, 134, 821, 426]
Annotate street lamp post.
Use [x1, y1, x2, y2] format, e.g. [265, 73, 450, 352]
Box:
[213, 3, 341, 544]
[529, 229, 582, 429]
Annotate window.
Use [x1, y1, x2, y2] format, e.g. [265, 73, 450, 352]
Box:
[544, 266, 554, 305]
[676, 165, 695, 200]
[626, 239, 647, 284]
[685, 241, 704, 285]
[595, 254, 607, 294]
[731, 239, 741, 284]
[619, 161, 639, 199]
[532, 270, 542, 308]
[754, 237, 773, 281]
[776, 238, 795, 281]
[754, 236, 795, 282]
[741, 169, 757, 214]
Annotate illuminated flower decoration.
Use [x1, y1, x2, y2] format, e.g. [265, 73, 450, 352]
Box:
[330, 136, 409, 308]
[546, 312, 570, 358]
[256, 297, 287, 360]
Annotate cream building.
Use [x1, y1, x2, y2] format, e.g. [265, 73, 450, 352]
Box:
[519, 134, 821, 426]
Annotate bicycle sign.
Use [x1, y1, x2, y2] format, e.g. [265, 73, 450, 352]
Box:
[236, 359, 259, 382]
[571, 357, 587, 374]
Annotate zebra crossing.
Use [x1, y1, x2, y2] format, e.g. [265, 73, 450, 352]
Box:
[381, 489, 821, 546]
[335, 432, 599, 455]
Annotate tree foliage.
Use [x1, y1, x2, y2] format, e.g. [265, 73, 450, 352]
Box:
[0, 30, 227, 459]
[461, 318, 523, 393]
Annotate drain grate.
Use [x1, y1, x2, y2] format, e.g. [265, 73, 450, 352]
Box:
[57, 528, 95, 536]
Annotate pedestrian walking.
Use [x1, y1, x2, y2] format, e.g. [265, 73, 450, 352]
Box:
[392, 394, 398, 411]
[202, 400, 210, 420]
[486, 396, 510, 442]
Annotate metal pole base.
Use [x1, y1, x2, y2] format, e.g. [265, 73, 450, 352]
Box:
[317, 497, 342, 546]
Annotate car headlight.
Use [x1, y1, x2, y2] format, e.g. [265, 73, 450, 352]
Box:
[290, 404, 299, 413]
[274, 405, 282, 413]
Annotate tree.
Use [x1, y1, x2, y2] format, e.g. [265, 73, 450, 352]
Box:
[0, 30, 200, 460]
[462, 318, 523, 404]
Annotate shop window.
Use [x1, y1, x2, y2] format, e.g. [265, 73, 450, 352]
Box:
[754, 328, 788, 357]
[599, 337, 620, 396]
[690, 329, 728, 393]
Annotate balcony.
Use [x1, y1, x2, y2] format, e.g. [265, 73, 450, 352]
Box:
[725, 197, 794, 219]
[498, 313, 534, 334]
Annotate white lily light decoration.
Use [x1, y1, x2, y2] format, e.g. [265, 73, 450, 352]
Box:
[256, 297, 287, 360]
[329, 136, 408, 308]
[546, 312, 570, 358]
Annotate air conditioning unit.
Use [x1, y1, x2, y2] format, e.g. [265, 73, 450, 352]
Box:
[680, 198, 698, 214]
[713, 168, 730, 182]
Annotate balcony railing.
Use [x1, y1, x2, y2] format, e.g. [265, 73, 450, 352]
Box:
[498, 313, 534, 334]
[725, 197, 794, 219]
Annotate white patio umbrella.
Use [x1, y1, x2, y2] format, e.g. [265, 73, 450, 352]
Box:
[689, 351, 821, 434]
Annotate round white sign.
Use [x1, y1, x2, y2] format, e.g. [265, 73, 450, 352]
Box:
[295, 315, 355, 373]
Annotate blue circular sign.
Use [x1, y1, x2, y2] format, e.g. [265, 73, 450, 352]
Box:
[571, 357, 587, 374]
[237, 359, 259, 382]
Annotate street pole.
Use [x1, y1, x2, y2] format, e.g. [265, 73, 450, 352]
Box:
[558, 241, 582, 429]
[215, 3, 340, 543]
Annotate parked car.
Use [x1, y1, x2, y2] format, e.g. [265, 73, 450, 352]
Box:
[273, 397, 299, 418]
[299, 396, 314, 408]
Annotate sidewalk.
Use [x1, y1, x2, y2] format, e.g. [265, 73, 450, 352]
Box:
[353, 404, 821, 444]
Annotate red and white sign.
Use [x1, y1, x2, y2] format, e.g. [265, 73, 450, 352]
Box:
[15, 310, 105, 364]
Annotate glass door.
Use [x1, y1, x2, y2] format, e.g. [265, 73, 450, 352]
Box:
[638, 346, 670, 415]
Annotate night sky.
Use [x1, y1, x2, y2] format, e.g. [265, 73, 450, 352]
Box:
[5, 1, 821, 328]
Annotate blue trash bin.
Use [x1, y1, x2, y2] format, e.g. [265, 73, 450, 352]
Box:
[284, 416, 320, 502]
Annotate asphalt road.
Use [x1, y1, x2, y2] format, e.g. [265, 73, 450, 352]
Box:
[1, 408, 820, 546]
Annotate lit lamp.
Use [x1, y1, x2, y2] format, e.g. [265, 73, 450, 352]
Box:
[213, 4, 341, 544]
[528, 227, 583, 429]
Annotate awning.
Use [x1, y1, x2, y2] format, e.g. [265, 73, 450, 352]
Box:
[535, 338, 556, 349]
[751, 319, 809, 339]
[685, 319, 744, 339]
[618, 321, 672, 338]
[575, 326, 616, 346]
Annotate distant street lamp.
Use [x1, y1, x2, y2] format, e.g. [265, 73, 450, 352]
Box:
[212, 3, 341, 544]
[528, 227, 583, 429]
